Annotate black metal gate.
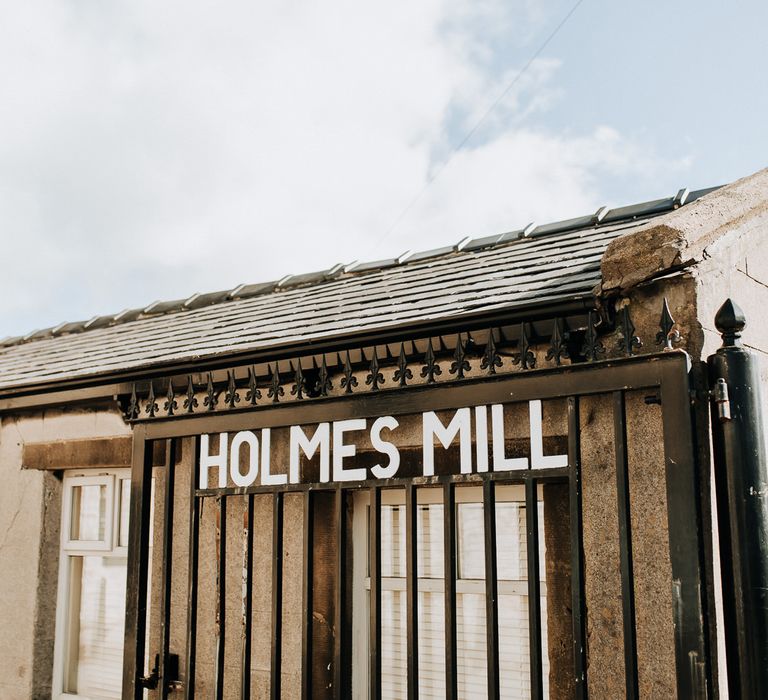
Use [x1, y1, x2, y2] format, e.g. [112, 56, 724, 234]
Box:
[123, 351, 711, 699]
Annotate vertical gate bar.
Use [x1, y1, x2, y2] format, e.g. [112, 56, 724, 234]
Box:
[613, 390, 639, 700]
[241, 494, 254, 700]
[214, 497, 227, 700]
[659, 359, 710, 698]
[334, 488, 348, 698]
[184, 437, 201, 700]
[301, 491, 314, 699]
[406, 484, 419, 700]
[443, 482, 458, 700]
[483, 479, 500, 700]
[526, 478, 544, 700]
[122, 424, 153, 700]
[567, 396, 588, 698]
[369, 488, 382, 700]
[271, 492, 285, 700]
[159, 438, 177, 700]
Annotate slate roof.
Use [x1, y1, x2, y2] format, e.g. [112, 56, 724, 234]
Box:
[0, 186, 718, 392]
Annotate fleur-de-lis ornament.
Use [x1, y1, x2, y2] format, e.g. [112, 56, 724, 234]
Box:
[245, 367, 261, 405]
[126, 384, 140, 420]
[203, 373, 218, 411]
[393, 342, 413, 387]
[420, 338, 442, 383]
[581, 311, 605, 362]
[656, 297, 680, 349]
[365, 347, 385, 391]
[545, 319, 568, 366]
[512, 323, 535, 370]
[145, 381, 159, 418]
[164, 380, 178, 416]
[267, 364, 285, 403]
[449, 333, 471, 379]
[480, 330, 503, 375]
[183, 375, 199, 413]
[225, 371, 240, 408]
[618, 306, 642, 357]
[339, 351, 358, 394]
[291, 362, 307, 400]
[315, 355, 332, 397]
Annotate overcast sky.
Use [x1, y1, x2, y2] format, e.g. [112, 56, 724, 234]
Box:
[1, 1, 766, 338]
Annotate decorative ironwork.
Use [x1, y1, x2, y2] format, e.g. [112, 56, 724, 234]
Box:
[290, 362, 307, 400]
[449, 333, 470, 379]
[420, 338, 442, 384]
[393, 342, 413, 387]
[618, 306, 642, 357]
[481, 329, 503, 375]
[365, 347, 385, 391]
[203, 372, 218, 411]
[581, 311, 605, 362]
[315, 356, 332, 397]
[340, 350, 358, 394]
[164, 380, 178, 416]
[126, 384, 140, 420]
[183, 375, 199, 413]
[225, 371, 241, 409]
[267, 364, 284, 403]
[145, 381, 158, 418]
[546, 319, 568, 366]
[512, 323, 535, 370]
[656, 297, 680, 349]
[245, 367, 261, 405]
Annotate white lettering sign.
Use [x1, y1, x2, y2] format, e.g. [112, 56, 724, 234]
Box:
[198, 401, 567, 489]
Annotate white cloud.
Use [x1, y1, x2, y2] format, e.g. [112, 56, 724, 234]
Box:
[0, 0, 688, 337]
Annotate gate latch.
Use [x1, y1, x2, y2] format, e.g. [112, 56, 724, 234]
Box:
[711, 377, 731, 422]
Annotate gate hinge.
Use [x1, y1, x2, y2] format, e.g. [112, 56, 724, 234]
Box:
[710, 377, 731, 422]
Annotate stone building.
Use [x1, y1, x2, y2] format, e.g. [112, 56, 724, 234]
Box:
[1, 167, 767, 699]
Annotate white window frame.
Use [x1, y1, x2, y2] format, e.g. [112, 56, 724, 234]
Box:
[52, 469, 131, 700]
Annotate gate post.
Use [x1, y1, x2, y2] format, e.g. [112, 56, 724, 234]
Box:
[708, 298, 768, 699]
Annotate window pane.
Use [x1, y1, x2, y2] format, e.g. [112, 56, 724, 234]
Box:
[418, 590, 446, 698]
[65, 555, 127, 699]
[381, 504, 406, 577]
[457, 592, 487, 698]
[496, 503, 526, 581]
[70, 484, 107, 542]
[457, 503, 485, 580]
[417, 503, 444, 579]
[118, 479, 131, 548]
[382, 589, 407, 698]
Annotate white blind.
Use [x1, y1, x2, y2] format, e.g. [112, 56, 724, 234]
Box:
[375, 500, 548, 699]
[66, 555, 127, 699]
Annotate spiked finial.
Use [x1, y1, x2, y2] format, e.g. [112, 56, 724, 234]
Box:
[145, 381, 158, 417]
[449, 333, 471, 379]
[290, 361, 307, 400]
[183, 375, 198, 413]
[512, 323, 535, 370]
[225, 371, 241, 408]
[268, 364, 285, 403]
[420, 338, 442, 383]
[546, 319, 569, 366]
[480, 329, 503, 375]
[203, 373, 218, 411]
[715, 298, 746, 347]
[164, 380, 178, 416]
[246, 367, 261, 405]
[315, 355, 333, 396]
[618, 306, 642, 357]
[655, 298, 680, 350]
[365, 347, 385, 391]
[393, 342, 413, 387]
[126, 383, 140, 420]
[581, 311, 605, 362]
[340, 350, 358, 394]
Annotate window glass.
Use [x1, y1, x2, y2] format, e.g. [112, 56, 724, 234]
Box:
[70, 484, 107, 542]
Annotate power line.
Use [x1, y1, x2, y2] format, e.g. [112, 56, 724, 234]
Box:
[375, 0, 586, 250]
